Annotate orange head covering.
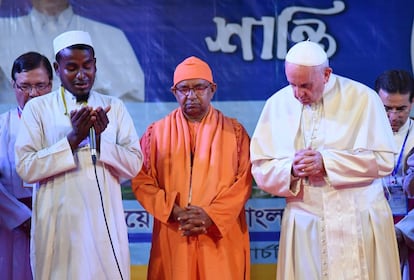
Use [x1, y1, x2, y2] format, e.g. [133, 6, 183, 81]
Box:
[173, 56, 214, 87]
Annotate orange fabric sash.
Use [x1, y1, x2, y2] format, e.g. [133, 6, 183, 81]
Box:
[145, 106, 238, 207]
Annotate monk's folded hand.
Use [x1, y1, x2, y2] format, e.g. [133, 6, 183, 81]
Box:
[180, 223, 206, 236]
[170, 204, 186, 223]
[172, 205, 206, 237]
[177, 205, 213, 236]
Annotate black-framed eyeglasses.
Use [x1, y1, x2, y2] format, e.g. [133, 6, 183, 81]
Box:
[15, 82, 51, 94]
[174, 84, 211, 97]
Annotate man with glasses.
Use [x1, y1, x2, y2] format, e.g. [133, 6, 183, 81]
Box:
[0, 51, 53, 280]
[375, 69, 414, 280]
[132, 56, 252, 280]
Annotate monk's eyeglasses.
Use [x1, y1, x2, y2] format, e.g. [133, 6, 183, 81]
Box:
[174, 83, 211, 97]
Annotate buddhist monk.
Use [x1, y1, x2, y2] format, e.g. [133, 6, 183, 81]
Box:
[132, 56, 252, 280]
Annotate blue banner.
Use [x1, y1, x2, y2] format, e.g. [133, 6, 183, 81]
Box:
[0, 0, 413, 102]
[123, 197, 286, 265]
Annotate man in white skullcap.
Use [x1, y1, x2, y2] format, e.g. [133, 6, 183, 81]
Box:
[14, 30, 143, 280]
[250, 40, 401, 279]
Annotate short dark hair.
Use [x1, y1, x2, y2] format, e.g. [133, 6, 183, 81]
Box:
[11, 51, 53, 81]
[55, 44, 95, 63]
[375, 69, 414, 102]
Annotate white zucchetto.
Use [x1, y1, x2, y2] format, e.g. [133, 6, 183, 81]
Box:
[285, 41, 328, 66]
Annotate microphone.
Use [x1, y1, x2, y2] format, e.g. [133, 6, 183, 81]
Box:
[89, 126, 97, 165]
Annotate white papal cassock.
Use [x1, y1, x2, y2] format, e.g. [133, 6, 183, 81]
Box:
[250, 73, 401, 280]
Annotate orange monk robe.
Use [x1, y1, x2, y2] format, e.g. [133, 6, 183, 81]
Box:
[132, 106, 252, 280]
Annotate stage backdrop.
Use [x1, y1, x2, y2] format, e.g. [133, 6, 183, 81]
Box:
[0, 1, 413, 279]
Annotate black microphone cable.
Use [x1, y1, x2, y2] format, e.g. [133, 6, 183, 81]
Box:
[90, 135, 124, 280]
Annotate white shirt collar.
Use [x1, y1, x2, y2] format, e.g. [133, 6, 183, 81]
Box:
[395, 118, 411, 136]
[30, 6, 74, 31]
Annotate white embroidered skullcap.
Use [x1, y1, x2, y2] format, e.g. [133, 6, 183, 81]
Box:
[53, 30, 94, 55]
[285, 41, 327, 66]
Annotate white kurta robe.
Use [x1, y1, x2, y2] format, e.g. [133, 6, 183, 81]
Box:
[250, 74, 401, 280]
[393, 119, 414, 173]
[15, 89, 143, 280]
[0, 6, 145, 103]
[0, 109, 32, 280]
